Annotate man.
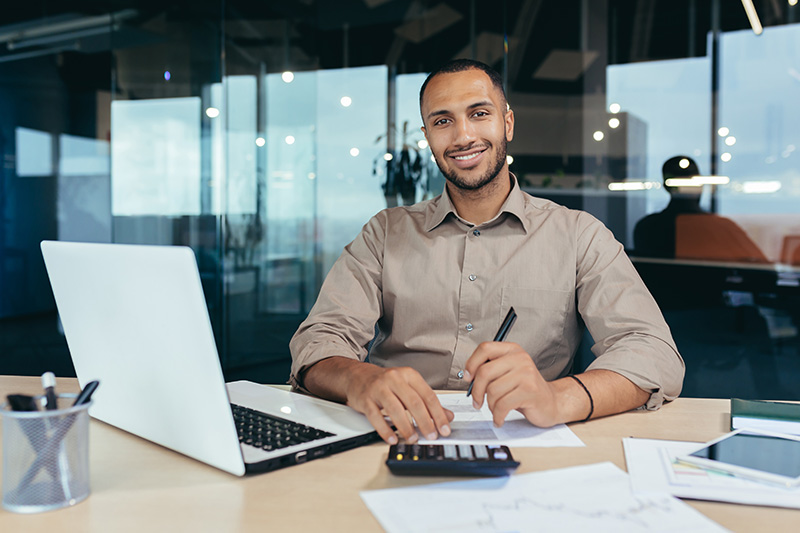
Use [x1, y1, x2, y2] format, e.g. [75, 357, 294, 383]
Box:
[633, 156, 767, 262]
[290, 59, 684, 445]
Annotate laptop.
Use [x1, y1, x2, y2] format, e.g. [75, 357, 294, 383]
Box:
[40, 240, 378, 476]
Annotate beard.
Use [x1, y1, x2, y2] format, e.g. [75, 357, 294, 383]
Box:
[435, 138, 508, 192]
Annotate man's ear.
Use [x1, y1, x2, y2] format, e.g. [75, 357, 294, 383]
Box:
[421, 125, 427, 140]
[505, 109, 515, 142]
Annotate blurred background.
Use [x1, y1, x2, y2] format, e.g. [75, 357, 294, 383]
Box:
[1, 0, 799, 400]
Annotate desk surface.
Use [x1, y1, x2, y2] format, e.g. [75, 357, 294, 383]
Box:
[1, 376, 797, 532]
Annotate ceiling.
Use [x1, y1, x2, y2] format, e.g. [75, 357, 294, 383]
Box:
[0, 0, 792, 98]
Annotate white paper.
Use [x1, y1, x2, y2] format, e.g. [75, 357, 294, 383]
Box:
[623, 437, 800, 509]
[361, 462, 728, 533]
[415, 394, 584, 447]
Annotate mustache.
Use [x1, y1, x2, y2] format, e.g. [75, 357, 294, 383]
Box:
[445, 143, 490, 157]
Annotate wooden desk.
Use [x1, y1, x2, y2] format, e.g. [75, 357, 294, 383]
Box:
[1, 376, 797, 532]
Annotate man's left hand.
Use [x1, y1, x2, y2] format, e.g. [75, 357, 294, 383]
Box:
[464, 341, 565, 428]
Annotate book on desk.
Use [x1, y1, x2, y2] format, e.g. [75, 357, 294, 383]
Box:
[730, 398, 800, 436]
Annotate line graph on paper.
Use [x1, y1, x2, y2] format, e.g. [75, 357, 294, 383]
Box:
[360, 462, 729, 533]
[472, 494, 696, 533]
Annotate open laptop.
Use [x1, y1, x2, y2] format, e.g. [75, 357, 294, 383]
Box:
[40, 240, 378, 476]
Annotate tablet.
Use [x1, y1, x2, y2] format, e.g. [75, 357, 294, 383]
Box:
[677, 428, 800, 488]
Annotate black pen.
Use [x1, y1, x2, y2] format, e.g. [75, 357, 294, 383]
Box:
[467, 307, 517, 397]
[73, 380, 100, 406]
[42, 371, 58, 410]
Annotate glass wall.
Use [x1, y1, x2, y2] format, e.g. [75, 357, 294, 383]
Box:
[1, 0, 799, 399]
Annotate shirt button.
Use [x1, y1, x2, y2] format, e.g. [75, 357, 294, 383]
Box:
[469, 274, 477, 281]
[473, 229, 481, 236]
[457, 370, 464, 379]
[466, 323, 473, 332]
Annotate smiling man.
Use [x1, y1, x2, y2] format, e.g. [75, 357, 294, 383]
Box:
[290, 59, 684, 445]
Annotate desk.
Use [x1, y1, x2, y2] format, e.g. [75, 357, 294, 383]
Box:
[1, 376, 797, 532]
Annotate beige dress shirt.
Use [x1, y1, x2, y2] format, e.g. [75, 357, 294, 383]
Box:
[290, 178, 684, 409]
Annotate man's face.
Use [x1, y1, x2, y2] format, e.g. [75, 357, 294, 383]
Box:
[420, 69, 514, 192]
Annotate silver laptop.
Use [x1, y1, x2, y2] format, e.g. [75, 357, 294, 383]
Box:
[40, 240, 377, 476]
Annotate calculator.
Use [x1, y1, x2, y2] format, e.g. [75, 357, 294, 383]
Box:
[386, 443, 520, 477]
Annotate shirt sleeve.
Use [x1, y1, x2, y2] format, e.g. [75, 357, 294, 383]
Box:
[288, 213, 386, 390]
[574, 211, 685, 409]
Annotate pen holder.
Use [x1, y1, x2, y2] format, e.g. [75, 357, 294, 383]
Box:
[1, 394, 92, 513]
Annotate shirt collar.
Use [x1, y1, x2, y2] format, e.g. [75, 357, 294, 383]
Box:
[425, 173, 529, 234]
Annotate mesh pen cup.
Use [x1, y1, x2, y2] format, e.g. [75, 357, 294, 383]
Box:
[1, 394, 92, 513]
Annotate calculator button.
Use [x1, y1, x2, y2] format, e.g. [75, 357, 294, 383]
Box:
[444, 444, 457, 459]
[458, 445, 474, 459]
[474, 446, 489, 459]
[492, 450, 508, 460]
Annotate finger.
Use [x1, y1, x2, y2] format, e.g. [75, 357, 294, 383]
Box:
[484, 374, 517, 414]
[489, 388, 520, 427]
[464, 342, 496, 380]
[361, 402, 400, 444]
[392, 383, 440, 440]
[468, 358, 511, 409]
[380, 394, 419, 442]
[408, 381, 453, 438]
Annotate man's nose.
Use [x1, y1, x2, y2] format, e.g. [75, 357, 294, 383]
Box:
[452, 118, 476, 146]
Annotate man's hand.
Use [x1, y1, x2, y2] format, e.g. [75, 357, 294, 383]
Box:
[465, 343, 651, 427]
[464, 341, 564, 428]
[302, 357, 454, 444]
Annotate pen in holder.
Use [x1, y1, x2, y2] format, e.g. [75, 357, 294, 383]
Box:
[1, 393, 92, 513]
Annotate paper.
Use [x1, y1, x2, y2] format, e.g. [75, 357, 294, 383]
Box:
[623, 437, 800, 509]
[415, 394, 584, 447]
[361, 462, 728, 533]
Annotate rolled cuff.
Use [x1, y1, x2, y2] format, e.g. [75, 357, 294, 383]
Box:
[289, 339, 363, 392]
[584, 343, 685, 410]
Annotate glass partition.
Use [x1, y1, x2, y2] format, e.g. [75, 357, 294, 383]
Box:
[0, 0, 798, 399]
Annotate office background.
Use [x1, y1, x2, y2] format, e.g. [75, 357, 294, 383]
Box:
[1, 0, 798, 400]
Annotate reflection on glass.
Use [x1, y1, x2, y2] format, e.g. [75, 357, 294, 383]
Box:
[111, 97, 202, 216]
[15, 127, 52, 177]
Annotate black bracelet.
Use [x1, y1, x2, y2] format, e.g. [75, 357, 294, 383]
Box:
[569, 375, 594, 422]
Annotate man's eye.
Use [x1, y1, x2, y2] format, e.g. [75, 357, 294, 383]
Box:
[433, 118, 450, 126]
[473, 111, 488, 117]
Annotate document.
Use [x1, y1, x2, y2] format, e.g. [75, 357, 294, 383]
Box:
[361, 462, 729, 533]
[415, 394, 584, 447]
[623, 437, 800, 509]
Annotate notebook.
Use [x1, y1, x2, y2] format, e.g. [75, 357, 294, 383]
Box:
[40, 240, 378, 476]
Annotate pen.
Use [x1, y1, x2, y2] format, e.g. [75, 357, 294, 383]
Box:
[42, 371, 58, 410]
[73, 380, 100, 406]
[467, 307, 517, 397]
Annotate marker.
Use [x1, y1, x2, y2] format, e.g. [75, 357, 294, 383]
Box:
[467, 307, 517, 397]
[42, 371, 58, 410]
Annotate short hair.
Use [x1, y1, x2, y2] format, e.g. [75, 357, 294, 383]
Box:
[662, 155, 700, 182]
[419, 59, 507, 112]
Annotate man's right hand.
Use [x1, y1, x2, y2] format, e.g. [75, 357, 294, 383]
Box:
[302, 357, 454, 444]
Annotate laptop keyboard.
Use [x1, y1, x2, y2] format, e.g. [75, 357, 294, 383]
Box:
[231, 403, 335, 452]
